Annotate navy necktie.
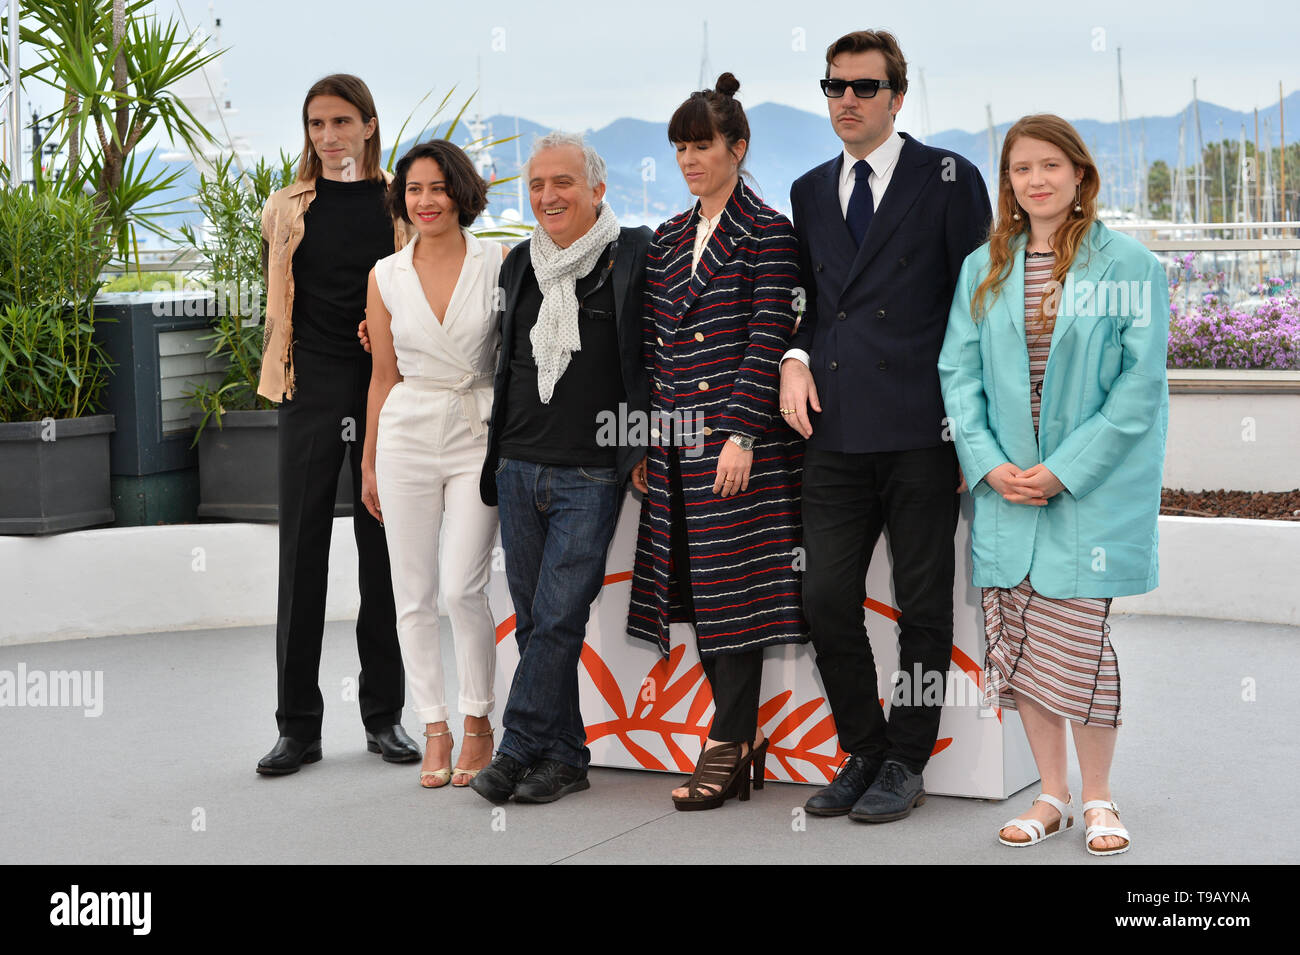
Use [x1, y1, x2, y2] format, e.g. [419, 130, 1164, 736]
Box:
[845, 159, 875, 246]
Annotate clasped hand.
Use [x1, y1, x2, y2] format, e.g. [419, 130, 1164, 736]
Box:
[984, 463, 1065, 506]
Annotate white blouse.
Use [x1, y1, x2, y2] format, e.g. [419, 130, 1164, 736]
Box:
[691, 209, 724, 274]
[373, 229, 504, 435]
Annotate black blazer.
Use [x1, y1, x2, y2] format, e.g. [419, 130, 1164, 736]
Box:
[479, 225, 654, 506]
[789, 132, 991, 453]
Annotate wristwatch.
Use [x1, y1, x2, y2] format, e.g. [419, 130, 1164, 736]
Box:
[727, 433, 756, 452]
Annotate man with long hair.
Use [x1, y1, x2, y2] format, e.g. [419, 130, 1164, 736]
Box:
[256, 74, 419, 775]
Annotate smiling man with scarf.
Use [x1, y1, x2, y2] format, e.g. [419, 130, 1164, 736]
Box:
[472, 132, 653, 805]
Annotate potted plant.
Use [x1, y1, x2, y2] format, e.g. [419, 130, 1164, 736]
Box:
[1, 0, 224, 530]
[0, 188, 116, 534]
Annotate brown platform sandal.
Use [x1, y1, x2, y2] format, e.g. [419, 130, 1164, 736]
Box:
[451, 728, 494, 787]
[672, 738, 769, 811]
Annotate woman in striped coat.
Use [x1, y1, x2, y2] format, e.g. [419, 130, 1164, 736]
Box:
[627, 73, 809, 810]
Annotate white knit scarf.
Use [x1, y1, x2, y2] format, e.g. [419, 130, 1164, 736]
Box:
[528, 201, 621, 403]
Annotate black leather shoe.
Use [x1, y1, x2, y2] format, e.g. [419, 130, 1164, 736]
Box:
[512, 759, 590, 804]
[365, 725, 421, 763]
[849, 759, 926, 823]
[469, 753, 531, 804]
[256, 736, 322, 775]
[804, 753, 882, 816]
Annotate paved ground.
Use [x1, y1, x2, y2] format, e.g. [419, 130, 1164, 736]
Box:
[0, 614, 1295, 864]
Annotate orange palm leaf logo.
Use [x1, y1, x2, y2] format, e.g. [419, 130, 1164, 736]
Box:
[493, 574, 976, 782]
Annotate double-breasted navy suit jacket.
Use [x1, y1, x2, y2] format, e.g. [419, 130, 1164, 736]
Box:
[789, 132, 992, 453]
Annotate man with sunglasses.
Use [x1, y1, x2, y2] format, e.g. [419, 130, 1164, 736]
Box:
[780, 29, 990, 823]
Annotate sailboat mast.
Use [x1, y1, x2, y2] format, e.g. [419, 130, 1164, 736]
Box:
[985, 104, 997, 202]
[1280, 81, 1288, 220]
[1117, 48, 1127, 212]
[698, 21, 710, 90]
[1193, 78, 1205, 221]
[1218, 118, 1228, 223]
[514, 115, 523, 216]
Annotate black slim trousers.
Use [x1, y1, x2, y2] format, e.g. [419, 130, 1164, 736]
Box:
[801, 444, 959, 773]
[668, 448, 762, 744]
[274, 346, 405, 740]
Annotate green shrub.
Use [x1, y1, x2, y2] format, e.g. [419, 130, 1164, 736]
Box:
[179, 153, 295, 438]
[0, 188, 113, 421]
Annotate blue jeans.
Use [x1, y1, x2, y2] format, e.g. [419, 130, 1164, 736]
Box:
[495, 458, 623, 770]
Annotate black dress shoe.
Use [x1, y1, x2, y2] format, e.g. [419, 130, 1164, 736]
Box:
[469, 753, 531, 804]
[849, 759, 926, 823]
[365, 725, 421, 763]
[256, 736, 322, 775]
[804, 753, 882, 816]
[512, 759, 590, 804]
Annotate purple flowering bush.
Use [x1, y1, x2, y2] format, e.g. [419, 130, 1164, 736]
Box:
[1166, 253, 1300, 369]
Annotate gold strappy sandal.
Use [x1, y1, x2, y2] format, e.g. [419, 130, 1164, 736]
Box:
[451, 728, 494, 788]
[420, 728, 452, 789]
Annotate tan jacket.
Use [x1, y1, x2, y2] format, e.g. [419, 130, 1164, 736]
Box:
[257, 172, 416, 402]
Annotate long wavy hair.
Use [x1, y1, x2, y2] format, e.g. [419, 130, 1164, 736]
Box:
[971, 114, 1100, 333]
[296, 74, 384, 184]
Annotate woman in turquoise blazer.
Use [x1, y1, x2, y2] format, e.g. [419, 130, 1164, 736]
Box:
[938, 114, 1168, 856]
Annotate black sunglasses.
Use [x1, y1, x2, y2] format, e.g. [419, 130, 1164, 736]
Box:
[820, 78, 892, 99]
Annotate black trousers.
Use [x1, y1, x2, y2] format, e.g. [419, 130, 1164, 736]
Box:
[668, 448, 762, 744]
[274, 346, 404, 739]
[801, 444, 959, 773]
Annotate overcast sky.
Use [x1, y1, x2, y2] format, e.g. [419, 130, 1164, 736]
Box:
[18, 0, 1300, 159]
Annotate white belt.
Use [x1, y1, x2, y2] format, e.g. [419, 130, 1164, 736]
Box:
[402, 372, 493, 438]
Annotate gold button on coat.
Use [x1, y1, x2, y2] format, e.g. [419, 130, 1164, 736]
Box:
[694, 332, 704, 342]
[698, 381, 709, 391]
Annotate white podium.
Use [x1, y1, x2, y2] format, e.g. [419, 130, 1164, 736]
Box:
[487, 493, 1038, 799]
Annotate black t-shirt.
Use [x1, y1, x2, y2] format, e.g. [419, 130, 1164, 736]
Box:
[499, 245, 625, 467]
[292, 176, 393, 358]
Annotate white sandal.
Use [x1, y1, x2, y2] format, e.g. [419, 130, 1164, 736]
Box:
[1082, 799, 1131, 856]
[997, 792, 1074, 847]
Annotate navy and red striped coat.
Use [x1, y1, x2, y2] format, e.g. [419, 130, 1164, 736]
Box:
[627, 180, 809, 657]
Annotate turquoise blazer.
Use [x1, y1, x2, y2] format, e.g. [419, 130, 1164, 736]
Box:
[938, 221, 1169, 598]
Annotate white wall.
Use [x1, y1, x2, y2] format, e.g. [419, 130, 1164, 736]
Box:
[4, 515, 1297, 645]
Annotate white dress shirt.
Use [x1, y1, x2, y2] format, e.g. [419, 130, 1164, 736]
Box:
[785, 130, 906, 369]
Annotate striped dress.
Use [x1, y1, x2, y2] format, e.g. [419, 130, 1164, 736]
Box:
[627, 181, 809, 657]
[980, 252, 1122, 726]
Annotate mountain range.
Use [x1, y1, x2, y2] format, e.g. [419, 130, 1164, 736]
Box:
[147, 90, 1300, 236]
[412, 92, 1300, 223]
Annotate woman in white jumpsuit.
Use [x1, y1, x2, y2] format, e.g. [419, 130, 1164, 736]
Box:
[361, 140, 505, 788]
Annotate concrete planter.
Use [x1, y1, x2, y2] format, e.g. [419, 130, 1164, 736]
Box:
[192, 409, 352, 521]
[0, 415, 116, 535]
[1112, 516, 1300, 626]
[4, 514, 1295, 646]
[1166, 370, 1300, 493]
